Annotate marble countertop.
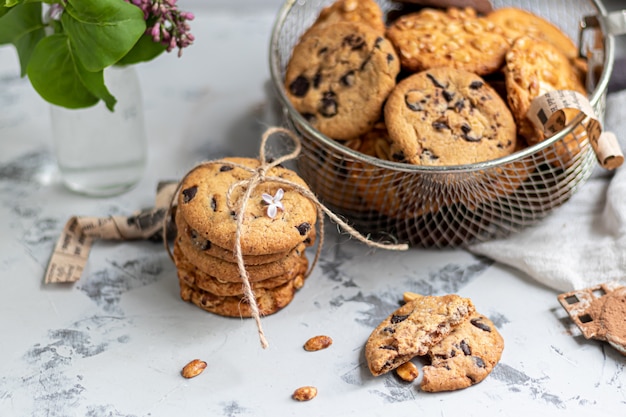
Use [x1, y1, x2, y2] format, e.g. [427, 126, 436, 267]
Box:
[1, 2, 625, 416]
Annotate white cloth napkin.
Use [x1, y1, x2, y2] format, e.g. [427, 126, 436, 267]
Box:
[469, 89, 626, 292]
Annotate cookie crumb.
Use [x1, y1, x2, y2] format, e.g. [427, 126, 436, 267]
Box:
[396, 361, 419, 382]
[303, 335, 333, 351]
[181, 359, 207, 378]
[293, 386, 318, 401]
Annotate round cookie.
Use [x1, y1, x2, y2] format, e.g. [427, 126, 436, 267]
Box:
[385, 7, 509, 75]
[504, 36, 587, 145]
[420, 313, 504, 392]
[384, 67, 517, 166]
[175, 210, 311, 266]
[174, 243, 308, 297]
[285, 21, 400, 140]
[365, 294, 475, 376]
[174, 240, 307, 283]
[176, 157, 317, 256]
[486, 7, 578, 60]
[178, 278, 298, 318]
[306, 0, 386, 35]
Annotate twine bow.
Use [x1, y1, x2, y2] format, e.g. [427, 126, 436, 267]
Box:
[165, 127, 408, 349]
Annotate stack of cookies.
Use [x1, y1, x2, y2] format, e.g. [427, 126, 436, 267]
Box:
[173, 157, 317, 317]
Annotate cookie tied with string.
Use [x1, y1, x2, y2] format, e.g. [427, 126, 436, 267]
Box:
[177, 157, 317, 256]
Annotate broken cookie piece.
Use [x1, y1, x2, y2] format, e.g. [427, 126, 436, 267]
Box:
[365, 293, 475, 376]
[420, 313, 504, 392]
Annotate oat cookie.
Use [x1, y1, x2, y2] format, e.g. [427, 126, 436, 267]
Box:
[176, 211, 310, 266]
[384, 67, 517, 166]
[486, 7, 578, 60]
[504, 36, 586, 146]
[365, 294, 475, 376]
[306, 0, 386, 35]
[177, 157, 317, 256]
[178, 278, 298, 318]
[285, 21, 400, 140]
[385, 7, 508, 75]
[420, 313, 504, 392]
[174, 243, 307, 296]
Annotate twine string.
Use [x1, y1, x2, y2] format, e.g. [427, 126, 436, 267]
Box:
[164, 127, 408, 349]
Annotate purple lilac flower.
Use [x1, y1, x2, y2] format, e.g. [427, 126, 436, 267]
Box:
[127, 0, 195, 57]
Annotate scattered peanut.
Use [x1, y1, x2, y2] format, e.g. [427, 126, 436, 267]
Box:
[403, 292, 423, 303]
[292, 386, 318, 401]
[396, 361, 419, 382]
[303, 335, 333, 351]
[181, 359, 207, 379]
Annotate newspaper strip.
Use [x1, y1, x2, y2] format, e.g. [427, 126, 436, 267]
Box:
[527, 89, 624, 170]
[44, 181, 179, 284]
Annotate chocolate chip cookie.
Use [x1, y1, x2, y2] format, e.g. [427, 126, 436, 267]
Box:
[285, 21, 400, 140]
[176, 157, 317, 256]
[385, 7, 509, 75]
[384, 67, 517, 166]
[178, 277, 299, 318]
[174, 243, 307, 297]
[365, 294, 475, 376]
[420, 313, 504, 392]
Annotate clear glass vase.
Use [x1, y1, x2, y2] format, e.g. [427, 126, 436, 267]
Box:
[50, 65, 148, 197]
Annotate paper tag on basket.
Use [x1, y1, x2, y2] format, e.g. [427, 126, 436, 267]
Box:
[527, 89, 624, 170]
[44, 181, 179, 284]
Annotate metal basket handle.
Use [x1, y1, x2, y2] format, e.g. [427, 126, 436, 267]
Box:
[580, 9, 626, 55]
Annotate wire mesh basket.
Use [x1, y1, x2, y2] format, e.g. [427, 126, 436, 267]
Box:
[269, 0, 615, 247]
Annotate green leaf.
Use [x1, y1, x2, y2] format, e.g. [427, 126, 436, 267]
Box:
[62, 0, 146, 72]
[116, 33, 165, 66]
[1, 0, 23, 7]
[75, 60, 117, 111]
[0, 2, 45, 75]
[27, 33, 99, 109]
[0, 2, 43, 44]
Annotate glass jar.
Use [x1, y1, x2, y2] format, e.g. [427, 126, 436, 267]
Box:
[50, 65, 148, 197]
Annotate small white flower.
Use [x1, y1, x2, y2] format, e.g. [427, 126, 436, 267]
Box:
[262, 188, 284, 219]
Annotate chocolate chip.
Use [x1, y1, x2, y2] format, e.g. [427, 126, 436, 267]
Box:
[219, 165, 233, 172]
[390, 314, 409, 324]
[302, 112, 317, 124]
[340, 70, 356, 87]
[318, 91, 338, 117]
[469, 80, 484, 89]
[318, 46, 328, 55]
[432, 121, 450, 130]
[189, 228, 198, 239]
[454, 99, 465, 112]
[426, 73, 446, 89]
[380, 345, 397, 351]
[442, 90, 455, 102]
[360, 54, 372, 71]
[463, 133, 482, 142]
[374, 36, 383, 48]
[200, 240, 211, 251]
[289, 75, 310, 97]
[387, 53, 394, 64]
[392, 150, 406, 162]
[405, 93, 423, 112]
[473, 356, 486, 368]
[382, 326, 395, 334]
[343, 34, 365, 50]
[313, 71, 322, 89]
[182, 186, 198, 203]
[461, 123, 471, 134]
[211, 196, 217, 211]
[470, 318, 492, 332]
[296, 222, 311, 236]
[421, 149, 439, 160]
[460, 340, 471, 356]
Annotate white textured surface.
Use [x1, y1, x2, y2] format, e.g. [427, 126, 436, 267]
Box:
[1, 4, 625, 417]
